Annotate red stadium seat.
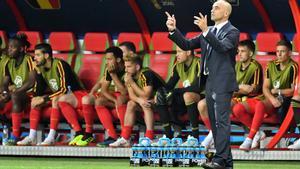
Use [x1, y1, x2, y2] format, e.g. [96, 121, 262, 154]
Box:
[75, 54, 105, 90]
[145, 32, 177, 80]
[49, 32, 77, 68]
[17, 31, 43, 52]
[255, 55, 277, 70]
[256, 32, 285, 54]
[150, 32, 176, 52]
[185, 32, 202, 53]
[239, 32, 251, 41]
[0, 30, 8, 49]
[83, 32, 112, 52]
[293, 34, 300, 53]
[143, 54, 175, 80]
[117, 32, 146, 52]
[74, 32, 109, 90]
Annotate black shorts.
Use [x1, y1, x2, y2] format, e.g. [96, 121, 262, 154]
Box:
[170, 88, 205, 116]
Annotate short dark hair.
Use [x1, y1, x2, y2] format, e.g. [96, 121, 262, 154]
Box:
[12, 33, 30, 49]
[123, 55, 143, 67]
[119, 41, 136, 53]
[276, 40, 292, 51]
[238, 40, 255, 53]
[35, 43, 53, 58]
[105, 46, 123, 60]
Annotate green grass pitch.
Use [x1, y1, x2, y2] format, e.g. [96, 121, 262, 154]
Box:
[0, 157, 299, 169]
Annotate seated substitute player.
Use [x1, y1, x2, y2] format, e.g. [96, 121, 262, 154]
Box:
[109, 55, 166, 147]
[56, 64, 95, 146]
[81, 46, 128, 147]
[155, 45, 203, 141]
[199, 40, 263, 149]
[16, 43, 80, 146]
[0, 34, 36, 145]
[236, 40, 298, 151]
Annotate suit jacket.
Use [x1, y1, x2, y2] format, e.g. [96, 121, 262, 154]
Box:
[169, 21, 240, 94]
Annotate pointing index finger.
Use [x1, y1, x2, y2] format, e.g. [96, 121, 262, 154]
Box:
[165, 11, 172, 18]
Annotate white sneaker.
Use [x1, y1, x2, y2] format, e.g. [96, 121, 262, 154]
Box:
[239, 137, 252, 151]
[251, 131, 266, 149]
[109, 137, 131, 147]
[200, 131, 214, 150]
[17, 136, 37, 146]
[288, 138, 300, 149]
[38, 137, 55, 146]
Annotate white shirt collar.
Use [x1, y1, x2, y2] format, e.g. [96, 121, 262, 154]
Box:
[213, 20, 228, 34]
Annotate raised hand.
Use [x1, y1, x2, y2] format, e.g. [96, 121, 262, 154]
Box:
[165, 11, 176, 32]
[193, 12, 208, 32]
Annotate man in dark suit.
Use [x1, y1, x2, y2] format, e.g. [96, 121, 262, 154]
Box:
[166, 0, 240, 168]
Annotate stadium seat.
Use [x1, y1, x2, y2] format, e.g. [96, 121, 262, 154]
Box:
[17, 31, 43, 52]
[146, 32, 176, 80]
[143, 54, 175, 80]
[74, 32, 109, 90]
[255, 55, 277, 70]
[83, 32, 112, 52]
[150, 32, 176, 52]
[49, 32, 78, 68]
[117, 32, 146, 52]
[0, 30, 8, 49]
[75, 54, 105, 90]
[239, 32, 251, 41]
[293, 33, 300, 53]
[185, 32, 202, 53]
[256, 32, 285, 54]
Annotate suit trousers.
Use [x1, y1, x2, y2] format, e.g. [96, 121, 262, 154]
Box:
[205, 83, 233, 167]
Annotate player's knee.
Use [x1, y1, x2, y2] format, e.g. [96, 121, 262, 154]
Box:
[232, 103, 245, 117]
[198, 100, 206, 114]
[183, 92, 192, 102]
[127, 100, 137, 109]
[82, 95, 94, 105]
[52, 97, 59, 108]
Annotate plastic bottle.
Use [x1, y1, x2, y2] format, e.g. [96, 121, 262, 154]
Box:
[67, 85, 72, 94]
[2, 125, 9, 146]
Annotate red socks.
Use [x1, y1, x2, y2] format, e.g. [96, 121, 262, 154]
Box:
[82, 104, 95, 133]
[29, 108, 41, 130]
[145, 130, 154, 140]
[96, 106, 117, 139]
[12, 112, 23, 138]
[202, 116, 212, 130]
[248, 102, 265, 139]
[58, 102, 82, 132]
[50, 108, 61, 130]
[121, 126, 133, 140]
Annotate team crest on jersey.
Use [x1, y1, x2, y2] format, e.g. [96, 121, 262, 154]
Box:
[49, 79, 59, 91]
[14, 76, 23, 88]
[273, 80, 280, 89]
[182, 80, 191, 88]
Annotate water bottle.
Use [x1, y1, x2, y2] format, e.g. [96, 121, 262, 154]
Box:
[67, 85, 72, 94]
[2, 125, 9, 145]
